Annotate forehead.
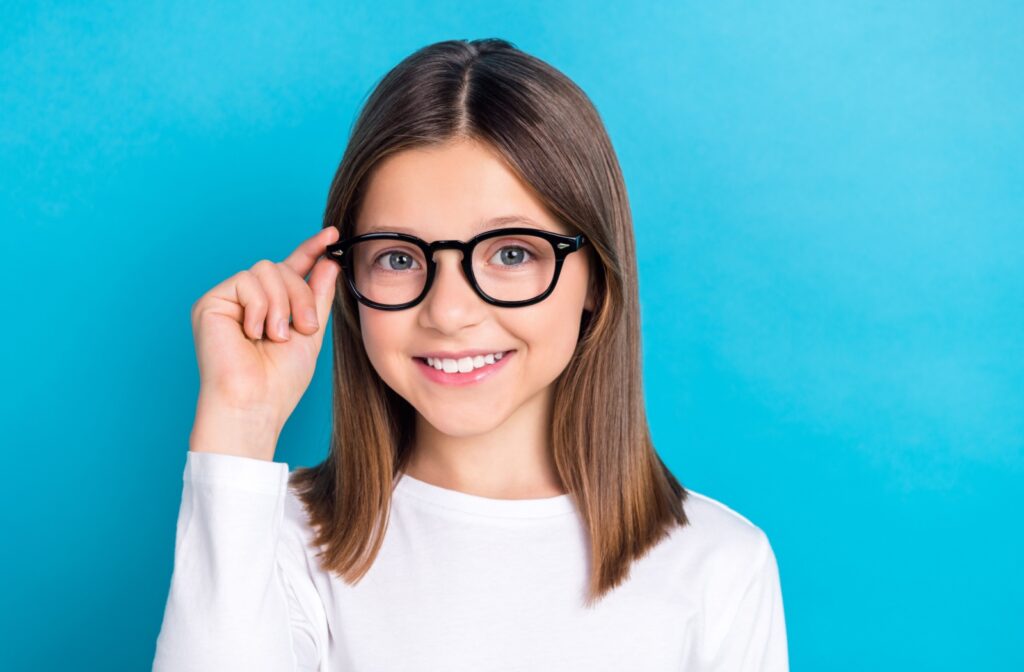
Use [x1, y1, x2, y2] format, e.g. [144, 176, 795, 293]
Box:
[355, 139, 566, 237]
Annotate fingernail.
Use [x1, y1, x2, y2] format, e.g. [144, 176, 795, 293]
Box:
[277, 318, 289, 339]
[303, 308, 318, 328]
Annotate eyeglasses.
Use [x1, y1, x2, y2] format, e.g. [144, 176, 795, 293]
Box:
[326, 227, 589, 310]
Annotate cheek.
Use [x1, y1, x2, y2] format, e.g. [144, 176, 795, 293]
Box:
[358, 309, 407, 378]
[517, 293, 586, 369]
[544, 265, 591, 357]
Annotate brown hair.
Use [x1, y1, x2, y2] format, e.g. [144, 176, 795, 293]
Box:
[290, 37, 689, 607]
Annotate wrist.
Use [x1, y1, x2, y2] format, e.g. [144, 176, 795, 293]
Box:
[189, 401, 282, 462]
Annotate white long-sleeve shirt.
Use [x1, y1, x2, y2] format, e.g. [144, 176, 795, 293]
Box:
[152, 450, 789, 671]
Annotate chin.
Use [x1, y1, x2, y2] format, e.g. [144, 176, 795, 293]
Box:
[415, 405, 510, 438]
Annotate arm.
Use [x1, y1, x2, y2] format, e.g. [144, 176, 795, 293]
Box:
[704, 531, 790, 671]
[152, 450, 328, 672]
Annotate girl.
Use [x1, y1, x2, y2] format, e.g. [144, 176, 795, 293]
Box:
[152, 38, 788, 671]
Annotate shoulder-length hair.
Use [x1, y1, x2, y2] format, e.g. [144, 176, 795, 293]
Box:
[290, 37, 689, 607]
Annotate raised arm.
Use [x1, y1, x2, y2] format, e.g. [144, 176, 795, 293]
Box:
[152, 451, 328, 671]
[152, 226, 340, 669]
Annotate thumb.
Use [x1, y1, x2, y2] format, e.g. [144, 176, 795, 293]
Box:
[307, 256, 340, 335]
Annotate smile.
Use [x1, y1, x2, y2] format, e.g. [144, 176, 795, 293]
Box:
[413, 350, 516, 386]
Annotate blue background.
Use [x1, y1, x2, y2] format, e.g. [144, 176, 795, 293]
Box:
[2, 1, 1021, 669]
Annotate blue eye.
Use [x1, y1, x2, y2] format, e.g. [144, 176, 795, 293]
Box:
[489, 244, 535, 267]
[374, 250, 421, 272]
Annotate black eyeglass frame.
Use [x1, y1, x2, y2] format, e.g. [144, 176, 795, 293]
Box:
[326, 227, 589, 310]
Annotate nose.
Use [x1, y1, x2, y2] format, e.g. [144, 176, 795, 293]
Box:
[417, 249, 486, 332]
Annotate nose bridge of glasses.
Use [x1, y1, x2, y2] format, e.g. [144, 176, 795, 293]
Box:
[426, 239, 469, 256]
[419, 240, 471, 292]
[425, 239, 474, 272]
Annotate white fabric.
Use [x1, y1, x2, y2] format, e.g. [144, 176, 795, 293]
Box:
[152, 450, 789, 671]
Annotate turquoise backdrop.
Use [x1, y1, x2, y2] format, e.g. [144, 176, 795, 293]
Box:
[2, 2, 1021, 669]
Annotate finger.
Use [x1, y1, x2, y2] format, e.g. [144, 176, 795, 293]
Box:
[250, 259, 292, 342]
[279, 263, 319, 335]
[234, 270, 269, 341]
[282, 226, 340, 279]
[307, 254, 341, 333]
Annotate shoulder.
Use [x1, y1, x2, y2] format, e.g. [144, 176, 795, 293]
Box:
[278, 478, 324, 564]
[283, 479, 318, 535]
[681, 488, 770, 550]
[662, 490, 788, 667]
[654, 487, 775, 582]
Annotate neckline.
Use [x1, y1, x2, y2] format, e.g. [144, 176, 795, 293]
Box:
[393, 472, 578, 519]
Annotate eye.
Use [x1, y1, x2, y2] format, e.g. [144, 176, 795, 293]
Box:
[488, 244, 535, 267]
[373, 249, 422, 272]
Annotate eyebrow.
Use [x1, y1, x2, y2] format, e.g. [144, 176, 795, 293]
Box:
[362, 214, 544, 236]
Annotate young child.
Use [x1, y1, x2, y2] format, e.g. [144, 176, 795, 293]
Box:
[153, 38, 789, 671]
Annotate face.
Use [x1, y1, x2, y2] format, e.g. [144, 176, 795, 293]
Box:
[353, 137, 596, 439]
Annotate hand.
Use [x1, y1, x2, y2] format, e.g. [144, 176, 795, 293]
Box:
[188, 226, 341, 461]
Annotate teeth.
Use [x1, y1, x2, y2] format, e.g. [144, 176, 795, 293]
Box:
[426, 351, 507, 373]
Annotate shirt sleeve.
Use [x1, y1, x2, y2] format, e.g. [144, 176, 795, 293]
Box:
[151, 450, 330, 672]
[704, 530, 790, 671]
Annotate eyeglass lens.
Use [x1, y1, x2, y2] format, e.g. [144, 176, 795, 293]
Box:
[348, 233, 556, 305]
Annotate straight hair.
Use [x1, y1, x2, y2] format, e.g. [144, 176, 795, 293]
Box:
[290, 37, 689, 607]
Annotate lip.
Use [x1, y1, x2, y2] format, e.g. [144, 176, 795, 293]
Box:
[415, 348, 513, 359]
[414, 350, 516, 387]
